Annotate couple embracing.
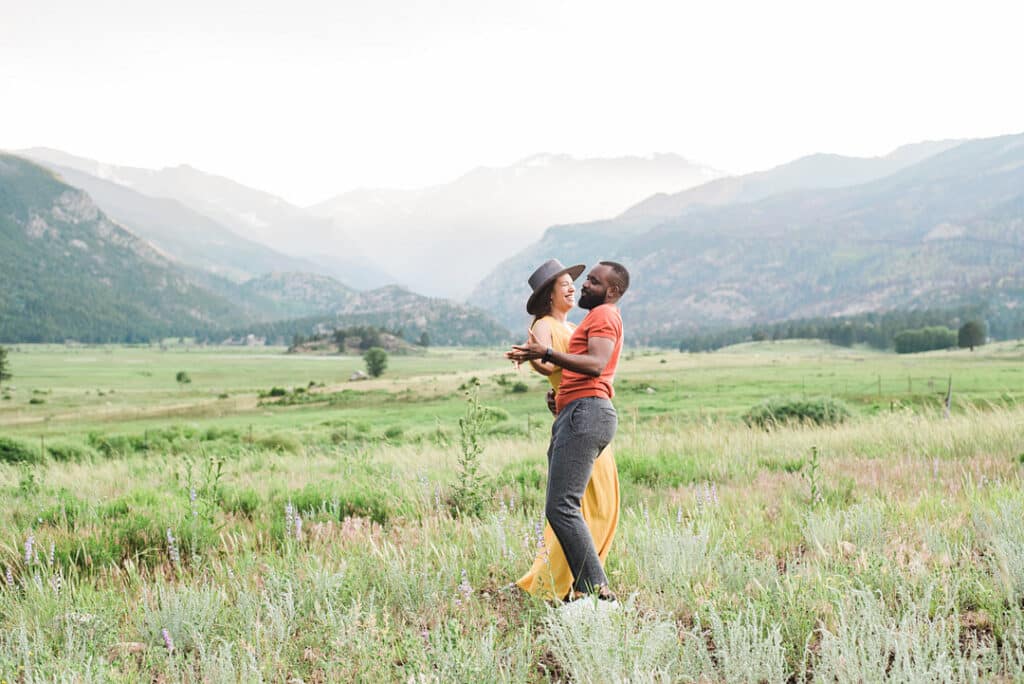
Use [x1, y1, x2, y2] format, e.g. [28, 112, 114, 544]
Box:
[506, 258, 630, 603]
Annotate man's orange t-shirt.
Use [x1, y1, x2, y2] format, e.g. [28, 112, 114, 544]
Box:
[555, 303, 623, 414]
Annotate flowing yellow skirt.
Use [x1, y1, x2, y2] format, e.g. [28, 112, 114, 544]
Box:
[515, 447, 619, 600]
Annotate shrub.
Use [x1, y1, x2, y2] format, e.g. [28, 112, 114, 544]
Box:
[267, 386, 287, 397]
[47, 441, 97, 463]
[383, 426, 404, 440]
[482, 406, 510, 422]
[617, 451, 720, 487]
[37, 490, 85, 526]
[256, 433, 301, 453]
[0, 436, 41, 464]
[288, 482, 393, 525]
[511, 381, 529, 393]
[175, 370, 192, 384]
[743, 396, 851, 429]
[487, 422, 526, 437]
[893, 326, 956, 354]
[219, 487, 262, 518]
[29, 397, 45, 404]
[203, 426, 240, 441]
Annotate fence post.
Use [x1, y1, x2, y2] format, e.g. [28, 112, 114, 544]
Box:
[944, 376, 953, 419]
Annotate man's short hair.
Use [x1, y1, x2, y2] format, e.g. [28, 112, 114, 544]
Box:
[599, 261, 630, 296]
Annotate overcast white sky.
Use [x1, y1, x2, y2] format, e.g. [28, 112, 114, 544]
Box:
[2, 0, 1022, 206]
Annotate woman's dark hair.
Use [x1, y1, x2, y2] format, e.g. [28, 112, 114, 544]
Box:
[531, 280, 556, 323]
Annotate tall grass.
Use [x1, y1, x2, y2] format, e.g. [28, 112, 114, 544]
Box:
[3, 404, 1024, 679]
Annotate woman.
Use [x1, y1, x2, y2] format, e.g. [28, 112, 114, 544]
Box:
[514, 259, 620, 601]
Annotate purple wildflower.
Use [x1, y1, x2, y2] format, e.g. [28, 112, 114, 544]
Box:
[49, 541, 56, 566]
[643, 503, 650, 526]
[285, 501, 295, 539]
[294, 514, 303, 541]
[24, 534, 34, 565]
[711, 483, 719, 505]
[4, 566, 13, 587]
[51, 573, 62, 595]
[190, 488, 198, 518]
[497, 500, 509, 557]
[161, 628, 175, 654]
[166, 528, 181, 566]
[534, 516, 549, 563]
[454, 569, 472, 606]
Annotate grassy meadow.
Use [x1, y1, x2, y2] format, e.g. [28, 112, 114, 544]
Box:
[2, 340, 1024, 682]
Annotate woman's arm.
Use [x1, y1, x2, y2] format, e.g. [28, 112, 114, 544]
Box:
[527, 319, 557, 376]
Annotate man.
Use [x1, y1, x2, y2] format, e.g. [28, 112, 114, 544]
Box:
[507, 261, 629, 600]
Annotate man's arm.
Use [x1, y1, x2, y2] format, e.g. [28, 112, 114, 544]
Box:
[507, 329, 614, 378]
[546, 335, 614, 377]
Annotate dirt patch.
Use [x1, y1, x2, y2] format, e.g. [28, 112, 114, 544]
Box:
[535, 648, 567, 683]
[960, 610, 995, 649]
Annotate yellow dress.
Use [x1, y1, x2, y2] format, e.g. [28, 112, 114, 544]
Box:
[515, 315, 620, 600]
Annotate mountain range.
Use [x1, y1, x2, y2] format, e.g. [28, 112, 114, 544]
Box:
[20, 148, 396, 289]
[308, 153, 724, 297]
[0, 154, 241, 342]
[476, 134, 1024, 342]
[5, 132, 1024, 347]
[24, 148, 722, 298]
[0, 155, 512, 345]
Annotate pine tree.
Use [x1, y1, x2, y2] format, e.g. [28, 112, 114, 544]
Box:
[363, 347, 388, 378]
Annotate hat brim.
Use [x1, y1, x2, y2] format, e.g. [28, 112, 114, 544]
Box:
[526, 263, 585, 316]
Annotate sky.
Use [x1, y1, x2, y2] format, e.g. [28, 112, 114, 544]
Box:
[2, 0, 1022, 206]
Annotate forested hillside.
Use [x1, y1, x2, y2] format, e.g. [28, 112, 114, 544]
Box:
[0, 155, 242, 343]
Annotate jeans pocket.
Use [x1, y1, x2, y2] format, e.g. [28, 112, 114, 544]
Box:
[568, 400, 592, 436]
[599, 407, 618, 443]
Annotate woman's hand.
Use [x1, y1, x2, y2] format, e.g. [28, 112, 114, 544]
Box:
[505, 329, 547, 363]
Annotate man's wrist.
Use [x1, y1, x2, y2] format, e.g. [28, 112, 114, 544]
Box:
[542, 347, 553, 363]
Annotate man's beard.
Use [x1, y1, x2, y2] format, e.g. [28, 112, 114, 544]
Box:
[577, 291, 603, 309]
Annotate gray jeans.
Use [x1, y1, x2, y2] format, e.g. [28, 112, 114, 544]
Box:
[546, 396, 618, 594]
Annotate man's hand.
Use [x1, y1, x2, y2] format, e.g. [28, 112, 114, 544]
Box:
[546, 388, 557, 415]
[505, 329, 547, 364]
